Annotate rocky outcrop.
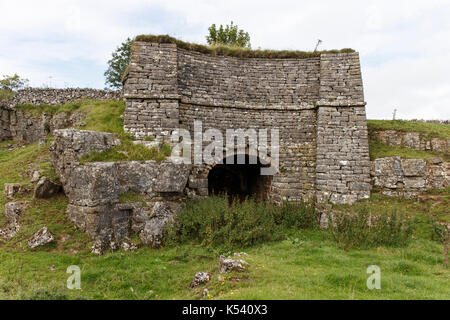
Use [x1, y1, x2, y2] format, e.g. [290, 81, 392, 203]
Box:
[371, 157, 449, 197]
[50, 129, 192, 251]
[0, 88, 122, 143]
[371, 130, 449, 153]
[0, 108, 87, 143]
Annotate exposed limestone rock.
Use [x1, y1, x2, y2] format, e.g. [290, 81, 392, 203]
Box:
[4, 201, 28, 224]
[219, 255, 249, 274]
[139, 202, 181, 248]
[371, 130, 449, 153]
[371, 157, 449, 197]
[0, 225, 20, 241]
[4, 183, 23, 200]
[28, 227, 54, 248]
[190, 272, 210, 288]
[31, 170, 42, 183]
[34, 177, 62, 199]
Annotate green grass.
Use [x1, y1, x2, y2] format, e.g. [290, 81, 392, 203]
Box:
[1, 140, 449, 300]
[1, 231, 448, 300]
[333, 192, 450, 236]
[369, 140, 449, 162]
[133, 34, 355, 59]
[12, 99, 171, 163]
[368, 120, 450, 140]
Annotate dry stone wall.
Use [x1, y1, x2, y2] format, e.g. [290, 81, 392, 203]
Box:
[0, 88, 122, 109]
[123, 40, 371, 205]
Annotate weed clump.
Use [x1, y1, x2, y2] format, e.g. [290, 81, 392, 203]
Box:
[329, 208, 413, 249]
[165, 196, 319, 249]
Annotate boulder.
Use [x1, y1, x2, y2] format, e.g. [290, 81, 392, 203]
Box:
[28, 227, 54, 248]
[139, 202, 180, 248]
[4, 201, 28, 224]
[3, 183, 22, 199]
[0, 225, 20, 241]
[34, 177, 62, 199]
[219, 255, 249, 274]
[190, 272, 210, 288]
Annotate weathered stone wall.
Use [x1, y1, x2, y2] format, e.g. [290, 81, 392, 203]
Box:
[0, 109, 86, 143]
[180, 104, 317, 202]
[0, 88, 122, 143]
[370, 130, 449, 153]
[177, 49, 321, 106]
[0, 88, 122, 109]
[316, 104, 371, 204]
[371, 157, 449, 197]
[123, 41, 370, 204]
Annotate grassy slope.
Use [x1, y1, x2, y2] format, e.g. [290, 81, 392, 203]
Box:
[367, 120, 450, 140]
[367, 120, 449, 161]
[0, 105, 449, 300]
[1, 140, 449, 299]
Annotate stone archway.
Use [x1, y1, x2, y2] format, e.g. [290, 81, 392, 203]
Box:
[207, 154, 272, 202]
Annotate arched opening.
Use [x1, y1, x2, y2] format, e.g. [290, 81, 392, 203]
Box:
[207, 154, 272, 202]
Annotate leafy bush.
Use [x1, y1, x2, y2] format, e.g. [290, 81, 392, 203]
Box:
[165, 196, 319, 249]
[329, 208, 412, 249]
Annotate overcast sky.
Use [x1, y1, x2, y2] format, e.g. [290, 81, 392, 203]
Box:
[1, 0, 449, 120]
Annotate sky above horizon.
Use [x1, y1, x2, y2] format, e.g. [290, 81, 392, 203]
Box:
[1, 0, 449, 120]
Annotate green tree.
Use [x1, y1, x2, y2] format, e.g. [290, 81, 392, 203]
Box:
[0, 74, 29, 100]
[206, 21, 251, 48]
[104, 37, 133, 89]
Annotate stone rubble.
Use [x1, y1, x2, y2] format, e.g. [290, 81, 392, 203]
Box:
[3, 183, 22, 200]
[28, 227, 55, 248]
[219, 255, 249, 274]
[190, 272, 211, 288]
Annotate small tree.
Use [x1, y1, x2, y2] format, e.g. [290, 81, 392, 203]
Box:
[104, 37, 133, 90]
[0, 74, 29, 91]
[206, 21, 251, 48]
[0, 74, 29, 100]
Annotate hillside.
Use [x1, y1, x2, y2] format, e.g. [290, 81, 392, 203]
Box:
[0, 101, 449, 300]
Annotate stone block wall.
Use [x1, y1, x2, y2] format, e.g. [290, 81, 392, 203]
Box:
[122, 40, 371, 205]
[371, 157, 449, 197]
[316, 104, 371, 204]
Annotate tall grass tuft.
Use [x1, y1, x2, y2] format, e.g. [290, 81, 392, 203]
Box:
[329, 208, 413, 249]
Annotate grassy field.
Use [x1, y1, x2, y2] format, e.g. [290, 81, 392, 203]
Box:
[367, 120, 450, 140]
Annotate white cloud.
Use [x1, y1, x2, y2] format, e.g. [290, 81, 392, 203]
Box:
[0, 0, 449, 119]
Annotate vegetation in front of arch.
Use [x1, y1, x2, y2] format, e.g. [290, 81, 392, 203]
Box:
[164, 196, 320, 250]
